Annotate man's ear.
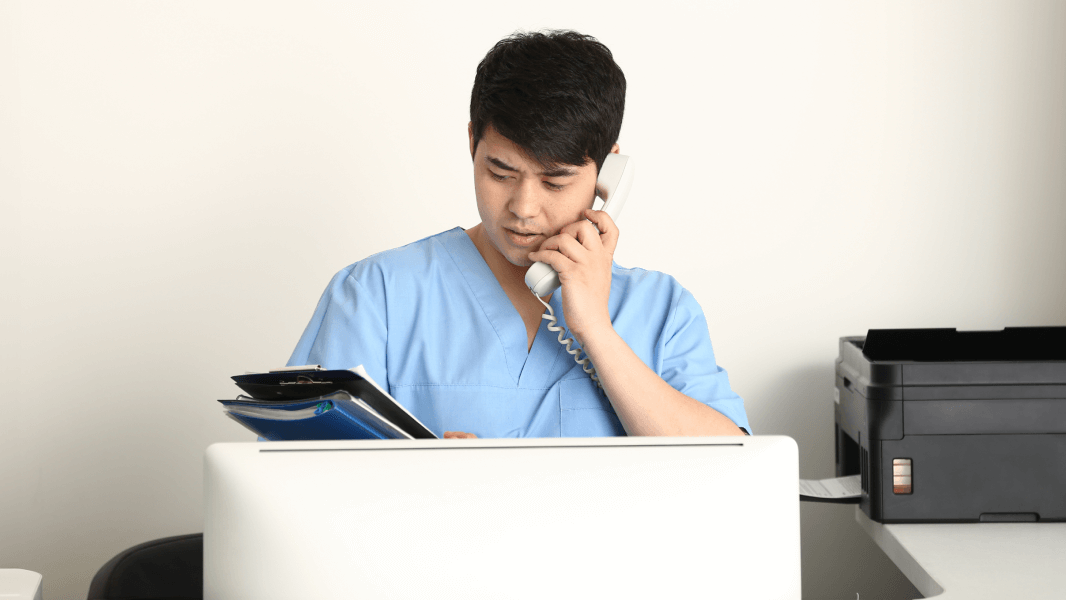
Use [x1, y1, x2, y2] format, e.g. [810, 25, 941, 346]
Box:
[468, 122, 476, 159]
[610, 143, 620, 154]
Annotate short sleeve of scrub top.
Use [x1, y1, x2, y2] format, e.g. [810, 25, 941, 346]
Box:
[287, 227, 751, 438]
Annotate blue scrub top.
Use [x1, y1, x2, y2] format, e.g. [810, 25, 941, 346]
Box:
[288, 228, 750, 438]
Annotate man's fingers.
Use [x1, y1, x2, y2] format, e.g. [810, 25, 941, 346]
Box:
[572, 219, 605, 251]
[583, 209, 619, 253]
[551, 233, 587, 262]
[443, 431, 477, 439]
[531, 208, 622, 275]
[528, 240, 576, 274]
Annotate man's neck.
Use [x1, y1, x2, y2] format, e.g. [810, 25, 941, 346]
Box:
[465, 223, 532, 295]
[466, 223, 551, 350]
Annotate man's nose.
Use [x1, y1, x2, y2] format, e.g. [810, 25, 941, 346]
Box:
[507, 178, 543, 220]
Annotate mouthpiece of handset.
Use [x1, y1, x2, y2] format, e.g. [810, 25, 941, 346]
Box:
[525, 261, 561, 297]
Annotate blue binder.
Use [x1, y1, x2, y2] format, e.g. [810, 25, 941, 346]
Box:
[230, 368, 436, 439]
[219, 391, 408, 441]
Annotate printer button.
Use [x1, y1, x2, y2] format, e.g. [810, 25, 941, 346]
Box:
[893, 458, 913, 494]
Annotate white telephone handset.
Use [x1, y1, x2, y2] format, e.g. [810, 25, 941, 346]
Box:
[524, 153, 635, 296]
[524, 153, 634, 390]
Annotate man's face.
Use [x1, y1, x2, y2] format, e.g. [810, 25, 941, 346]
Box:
[469, 124, 599, 268]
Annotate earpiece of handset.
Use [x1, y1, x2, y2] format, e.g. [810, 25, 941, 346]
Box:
[596, 153, 633, 221]
[524, 154, 633, 296]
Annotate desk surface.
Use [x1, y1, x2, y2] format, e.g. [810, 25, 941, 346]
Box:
[855, 507, 1066, 599]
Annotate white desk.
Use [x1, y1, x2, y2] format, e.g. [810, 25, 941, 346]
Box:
[856, 507, 1066, 599]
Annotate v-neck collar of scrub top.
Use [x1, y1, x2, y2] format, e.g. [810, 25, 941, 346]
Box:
[439, 227, 568, 389]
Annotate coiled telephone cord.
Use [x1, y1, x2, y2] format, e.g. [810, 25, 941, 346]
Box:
[534, 293, 603, 389]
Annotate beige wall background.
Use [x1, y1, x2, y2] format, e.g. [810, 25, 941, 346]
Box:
[2, 1, 1064, 598]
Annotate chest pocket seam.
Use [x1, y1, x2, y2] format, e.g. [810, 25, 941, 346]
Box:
[559, 379, 625, 437]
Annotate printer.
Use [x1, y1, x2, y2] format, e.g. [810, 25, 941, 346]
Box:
[834, 327, 1066, 523]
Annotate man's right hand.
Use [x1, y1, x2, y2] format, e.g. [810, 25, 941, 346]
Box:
[442, 431, 478, 439]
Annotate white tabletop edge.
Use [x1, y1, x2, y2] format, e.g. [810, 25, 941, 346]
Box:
[855, 508, 944, 598]
[856, 506, 1066, 600]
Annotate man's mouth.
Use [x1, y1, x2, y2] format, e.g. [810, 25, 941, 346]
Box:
[505, 228, 541, 246]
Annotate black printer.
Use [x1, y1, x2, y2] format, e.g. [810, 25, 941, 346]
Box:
[834, 327, 1066, 523]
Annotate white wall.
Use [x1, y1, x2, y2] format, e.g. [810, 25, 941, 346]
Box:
[2, 1, 1064, 598]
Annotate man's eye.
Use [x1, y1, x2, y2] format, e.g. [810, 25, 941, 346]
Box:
[544, 181, 564, 191]
[489, 171, 508, 181]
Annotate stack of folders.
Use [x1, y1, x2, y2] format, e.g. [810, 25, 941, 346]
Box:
[220, 365, 438, 440]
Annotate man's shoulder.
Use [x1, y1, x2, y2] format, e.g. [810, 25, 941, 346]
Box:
[610, 263, 685, 295]
[609, 263, 705, 322]
[338, 227, 465, 285]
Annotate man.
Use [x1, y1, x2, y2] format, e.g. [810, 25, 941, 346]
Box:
[288, 30, 750, 438]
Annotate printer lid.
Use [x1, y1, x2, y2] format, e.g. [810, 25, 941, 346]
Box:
[862, 327, 1066, 362]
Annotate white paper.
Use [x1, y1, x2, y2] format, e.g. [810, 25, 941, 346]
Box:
[799, 474, 862, 499]
[269, 364, 324, 373]
[349, 364, 436, 437]
[351, 364, 391, 397]
[225, 403, 324, 421]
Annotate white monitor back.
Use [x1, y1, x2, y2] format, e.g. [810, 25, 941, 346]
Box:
[204, 436, 800, 600]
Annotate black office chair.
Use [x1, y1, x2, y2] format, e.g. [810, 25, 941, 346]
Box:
[87, 533, 203, 600]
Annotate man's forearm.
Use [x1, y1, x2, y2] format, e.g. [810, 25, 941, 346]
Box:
[581, 327, 744, 437]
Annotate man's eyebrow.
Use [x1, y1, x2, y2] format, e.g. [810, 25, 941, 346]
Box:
[487, 157, 519, 172]
[486, 156, 577, 178]
[540, 165, 577, 178]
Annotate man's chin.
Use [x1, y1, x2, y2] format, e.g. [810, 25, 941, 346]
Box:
[505, 255, 535, 269]
[490, 238, 535, 267]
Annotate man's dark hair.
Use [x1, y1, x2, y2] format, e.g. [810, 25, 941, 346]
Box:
[470, 30, 626, 172]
